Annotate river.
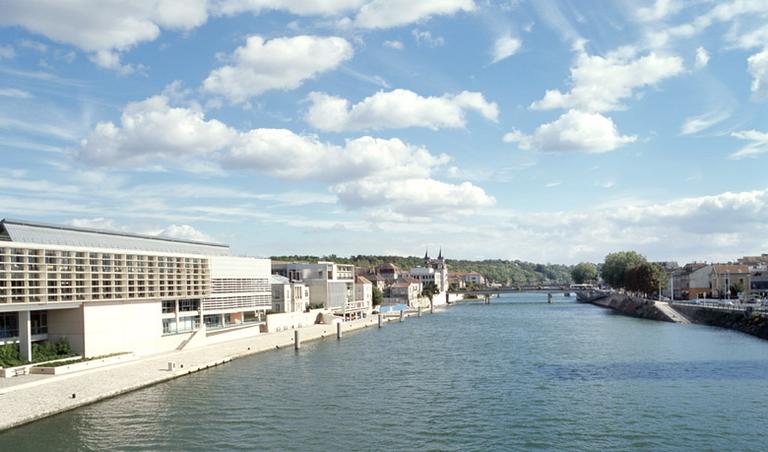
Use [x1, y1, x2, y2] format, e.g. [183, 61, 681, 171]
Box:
[2, 293, 768, 451]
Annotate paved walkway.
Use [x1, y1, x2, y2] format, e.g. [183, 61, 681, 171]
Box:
[655, 302, 691, 324]
[0, 309, 436, 431]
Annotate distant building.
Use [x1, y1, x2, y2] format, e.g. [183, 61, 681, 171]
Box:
[355, 276, 373, 308]
[270, 275, 309, 313]
[376, 263, 400, 281]
[711, 264, 750, 298]
[409, 249, 448, 293]
[272, 261, 370, 319]
[687, 264, 750, 299]
[389, 278, 422, 306]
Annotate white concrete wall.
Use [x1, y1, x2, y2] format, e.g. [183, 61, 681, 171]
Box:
[209, 256, 270, 278]
[266, 309, 325, 332]
[47, 307, 85, 355]
[82, 301, 163, 357]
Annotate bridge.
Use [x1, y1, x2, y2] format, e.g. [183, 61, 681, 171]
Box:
[452, 285, 573, 296]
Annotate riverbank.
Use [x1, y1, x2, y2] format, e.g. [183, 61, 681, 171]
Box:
[0, 308, 439, 432]
[587, 292, 768, 340]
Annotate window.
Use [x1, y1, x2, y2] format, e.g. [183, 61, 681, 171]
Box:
[179, 299, 200, 312]
[162, 300, 175, 314]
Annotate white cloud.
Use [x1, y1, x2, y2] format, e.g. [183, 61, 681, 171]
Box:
[203, 35, 353, 104]
[748, 48, 768, 100]
[333, 178, 495, 216]
[0, 45, 16, 59]
[383, 40, 404, 50]
[213, 0, 364, 16]
[155, 224, 213, 242]
[354, 0, 475, 29]
[78, 94, 494, 216]
[530, 49, 684, 112]
[411, 29, 444, 47]
[680, 110, 730, 135]
[78, 95, 237, 166]
[305, 89, 498, 132]
[69, 217, 122, 231]
[730, 24, 768, 50]
[89, 50, 137, 75]
[227, 132, 448, 182]
[0, 88, 32, 98]
[504, 109, 636, 153]
[695, 46, 709, 69]
[0, 0, 208, 71]
[730, 129, 768, 159]
[491, 35, 521, 63]
[635, 0, 681, 22]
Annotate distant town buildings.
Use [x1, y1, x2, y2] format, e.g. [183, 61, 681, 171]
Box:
[409, 249, 449, 293]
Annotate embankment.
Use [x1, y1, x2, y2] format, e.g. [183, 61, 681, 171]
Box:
[590, 293, 674, 322]
[671, 304, 768, 340]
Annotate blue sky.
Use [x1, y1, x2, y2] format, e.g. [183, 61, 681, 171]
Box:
[1, 0, 767, 264]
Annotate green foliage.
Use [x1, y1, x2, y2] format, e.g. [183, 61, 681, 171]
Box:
[601, 251, 647, 288]
[571, 262, 598, 284]
[372, 286, 383, 306]
[421, 282, 439, 301]
[0, 338, 74, 367]
[623, 262, 667, 296]
[308, 303, 325, 310]
[271, 255, 574, 286]
[0, 343, 22, 367]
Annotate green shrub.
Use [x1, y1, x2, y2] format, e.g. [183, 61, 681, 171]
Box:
[0, 338, 74, 367]
[0, 343, 22, 367]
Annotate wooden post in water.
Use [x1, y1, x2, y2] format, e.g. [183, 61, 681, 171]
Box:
[399, 309, 404, 322]
[548, 292, 552, 304]
[378, 313, 383, 328]
[294, 330, 300, 350]
[336, 321, 342, 339]
[430, 298, 434, 313]
[418, 306, 422, 317]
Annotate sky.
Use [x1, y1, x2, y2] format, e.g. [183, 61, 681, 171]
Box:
[0, 0, 767, 265]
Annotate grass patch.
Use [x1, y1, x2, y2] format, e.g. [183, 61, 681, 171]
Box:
[37, 352, 130, 367]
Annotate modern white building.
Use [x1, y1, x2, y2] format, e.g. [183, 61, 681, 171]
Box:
[0, 219, 271, 360]
[270, 275, 309, 313]
[272, 261, 370, 319]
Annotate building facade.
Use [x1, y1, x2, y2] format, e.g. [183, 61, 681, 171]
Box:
[0, 219, 271, 360]
[270, 275, 310, 313]
[409, 249, 448, 293]
[272, 261, 370, 318]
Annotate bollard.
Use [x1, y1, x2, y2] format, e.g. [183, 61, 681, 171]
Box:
[294, 329, 300, 350]
[399, 309, 404, 322]
[378, 313, 383, 328]
[418, 306, 422, 317]
[337, 321, 343, 339]
[167, 361, 176, 371]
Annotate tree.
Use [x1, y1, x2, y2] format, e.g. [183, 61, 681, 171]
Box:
[571, 262, 598, 284]
[372, 286, 383, 306]
[421, 282, 439, 303]
[601, 251, 647, 288]
[623, 262, 667, 296]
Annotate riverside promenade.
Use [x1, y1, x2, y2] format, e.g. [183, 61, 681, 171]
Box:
[0, 309, 433, 432]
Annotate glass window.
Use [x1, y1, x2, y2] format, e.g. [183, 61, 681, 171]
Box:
[162, 300, 175, 314]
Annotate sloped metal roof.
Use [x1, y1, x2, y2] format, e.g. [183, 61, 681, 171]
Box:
[0, 219, 231, 256]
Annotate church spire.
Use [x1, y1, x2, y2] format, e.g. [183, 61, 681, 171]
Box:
[438, 247, 443, 260]
[424, 248, 429, 260]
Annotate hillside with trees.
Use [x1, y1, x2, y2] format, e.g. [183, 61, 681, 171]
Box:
[270, 255, 574, 285]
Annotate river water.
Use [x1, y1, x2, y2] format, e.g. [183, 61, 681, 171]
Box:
[2, 293, 768, 451]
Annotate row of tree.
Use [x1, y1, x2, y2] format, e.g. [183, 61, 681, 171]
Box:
[570, 251, 668, 297]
